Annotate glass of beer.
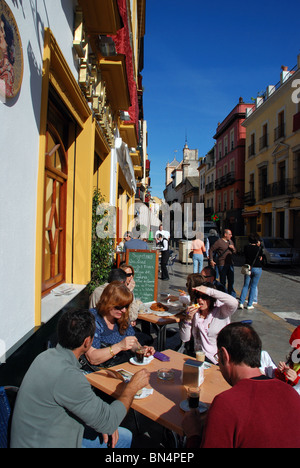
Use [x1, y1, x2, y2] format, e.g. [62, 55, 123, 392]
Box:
[196, 350, 205, 362]
[187, 387, 200, 409]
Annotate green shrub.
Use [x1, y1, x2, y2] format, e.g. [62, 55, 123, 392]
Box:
[87, 189, 114, 294]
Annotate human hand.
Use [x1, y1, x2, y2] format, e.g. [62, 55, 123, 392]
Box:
[185, 304, 199, 321]
[102, 430, 119, 448]
[143, 346, 155, 357]
[119, 336, 138, 351]
[277, 361, 287, 373]
[193, 285, 209, 295]
[285, 368, 298, 383]
[127, 278, 135, 292]
[128, 369, 150, 394]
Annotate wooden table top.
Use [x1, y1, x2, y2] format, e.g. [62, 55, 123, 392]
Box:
[137, 311, 184, 325]
[86, 349, 230, 436]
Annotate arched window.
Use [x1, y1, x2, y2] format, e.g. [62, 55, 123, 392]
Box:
[42, 123, 68, 294]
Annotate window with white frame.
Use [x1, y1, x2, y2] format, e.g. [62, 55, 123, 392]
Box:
[224, 136, 228, 155]
[218, 142, 222, 160]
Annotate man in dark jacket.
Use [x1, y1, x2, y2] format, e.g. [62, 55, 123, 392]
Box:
[209, 229, 236, 297]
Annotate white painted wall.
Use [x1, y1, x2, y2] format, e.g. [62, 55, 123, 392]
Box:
[0, 0, 78, 356]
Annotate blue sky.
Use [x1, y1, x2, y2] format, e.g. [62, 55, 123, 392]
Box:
[143, 0, 300, 199]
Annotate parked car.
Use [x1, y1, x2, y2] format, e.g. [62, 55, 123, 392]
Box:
[261, 237, 297, 266]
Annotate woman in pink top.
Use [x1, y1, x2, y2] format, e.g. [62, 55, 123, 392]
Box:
[179, 283, 238, 363]
[190, 233, 206, 273]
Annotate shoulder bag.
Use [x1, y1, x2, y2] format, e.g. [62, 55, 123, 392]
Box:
[241, 247, 260, 276]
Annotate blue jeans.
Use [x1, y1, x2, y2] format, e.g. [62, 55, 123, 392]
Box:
[240, 267, 262, 306]
[218, 264, 236, 297]
[193, 254, 204, 273]
[82, 426, 132, 448]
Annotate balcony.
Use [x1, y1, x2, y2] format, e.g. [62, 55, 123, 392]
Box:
[270, 179, 292, 197]
[259, 134, 268, 151]
[248, 143, 255, 158]
[244, 191, 256, 206]
[99, 55, 131, 111]
[215, 178, 222, 190]
[259, 178, 292, 199]
[78, 0, 122, 35]
[130, 150, 141, 166]
[274, 123, 285, 141]
[119, 123, 138, 148]
[214, 172, 235, 189]
[225, 171, 235, 186]
[293, 175, 300, 192]
[205, 182, 214, 193]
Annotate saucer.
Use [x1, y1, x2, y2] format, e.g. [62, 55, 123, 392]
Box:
[129, 356, 154, 366]
[179, 399, 208, 413]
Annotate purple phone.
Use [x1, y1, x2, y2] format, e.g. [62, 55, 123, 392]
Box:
[154, 351, 170, 362]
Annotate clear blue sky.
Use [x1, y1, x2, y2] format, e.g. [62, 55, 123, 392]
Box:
[143, 0, 300, 199]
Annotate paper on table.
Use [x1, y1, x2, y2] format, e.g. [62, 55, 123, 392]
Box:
[134, 387, 153, 399]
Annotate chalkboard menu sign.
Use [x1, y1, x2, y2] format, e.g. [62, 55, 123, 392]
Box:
[125, 250, 159, 303]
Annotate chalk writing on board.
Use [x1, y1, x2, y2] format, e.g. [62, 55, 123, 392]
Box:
[126, 250, 158, 303]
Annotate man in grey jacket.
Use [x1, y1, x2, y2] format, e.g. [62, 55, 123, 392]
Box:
[11, 309, 149, 448]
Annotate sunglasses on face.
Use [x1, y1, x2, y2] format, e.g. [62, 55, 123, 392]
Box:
[114, 304, 130, 310]
[126, 272, 133, 277]
[195, 293, 210, 301]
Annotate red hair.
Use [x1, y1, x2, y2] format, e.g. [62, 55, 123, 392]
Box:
[96, 281, 133, 334]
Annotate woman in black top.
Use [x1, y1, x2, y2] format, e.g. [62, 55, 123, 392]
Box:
[238, 233, 263, 310]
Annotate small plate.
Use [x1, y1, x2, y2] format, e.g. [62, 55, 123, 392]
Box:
[129, 356, 154, 366]
[179, 399, 208, 413]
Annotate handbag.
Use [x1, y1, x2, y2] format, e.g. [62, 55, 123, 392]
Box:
[241, 264, 251, 275]
[79, 347, 133, 373]
[241, 247, 260, 276]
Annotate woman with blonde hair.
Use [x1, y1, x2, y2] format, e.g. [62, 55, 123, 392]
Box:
[86, 281, 154, 367]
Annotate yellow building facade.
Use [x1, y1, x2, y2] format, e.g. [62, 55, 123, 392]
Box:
[242, 55, 300, 246]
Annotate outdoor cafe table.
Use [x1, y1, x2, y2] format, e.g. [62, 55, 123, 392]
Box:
[86, 349, 230, 437]
[137, 307, 185, 351]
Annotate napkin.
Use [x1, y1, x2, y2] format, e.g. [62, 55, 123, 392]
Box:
[134, 387, 153, 399]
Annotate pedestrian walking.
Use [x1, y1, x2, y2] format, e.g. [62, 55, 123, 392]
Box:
[190, 232, 206, 274]
[209, 229, 236, 297]
[239, 233, 263, 310]
[205, 229, 220, 276]
[157, 233, 170, 280]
